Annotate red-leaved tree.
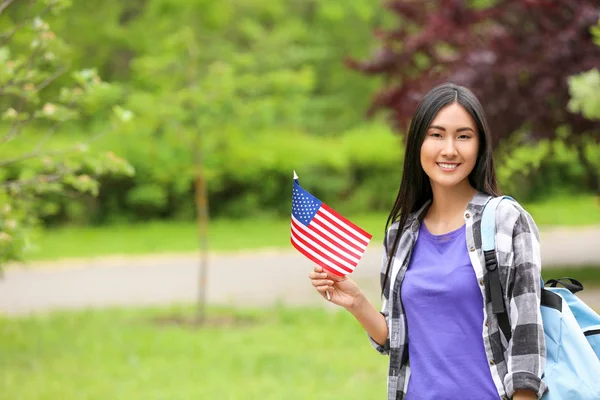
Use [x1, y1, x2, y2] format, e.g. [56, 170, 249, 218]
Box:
[348, 0, 600, 190]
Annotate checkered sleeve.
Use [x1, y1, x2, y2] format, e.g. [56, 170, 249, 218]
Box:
[367, 227, 397, 355]
[503, 206, 548, 399]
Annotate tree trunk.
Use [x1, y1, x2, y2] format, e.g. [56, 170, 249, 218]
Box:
[194, 140, 209, 324]
[575, 140, 599, 195]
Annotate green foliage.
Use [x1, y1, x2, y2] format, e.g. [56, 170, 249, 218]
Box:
[568, 69, 600, 120]
[496, 129, 600, 200]
[55, 0, 386, 134]
[568, 20, 600, 121]
[74, 123, 403, 223]
[0, 2, 134, 266]
[1, 0, 597, 234]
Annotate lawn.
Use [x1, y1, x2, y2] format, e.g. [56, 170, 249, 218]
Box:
[28, 194, 599, 261]
[0, 306, 387, 400]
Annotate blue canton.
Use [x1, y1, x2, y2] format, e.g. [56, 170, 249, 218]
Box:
[292, 181, 322, 226]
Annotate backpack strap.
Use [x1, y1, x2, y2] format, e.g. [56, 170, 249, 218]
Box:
[481, 195, 514, 341]
[545, 277, 584, 294]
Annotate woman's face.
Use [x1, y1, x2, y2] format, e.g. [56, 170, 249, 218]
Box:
[420, 102, 480, 190]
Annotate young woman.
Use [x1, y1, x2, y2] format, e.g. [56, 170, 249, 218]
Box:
[309, 83, 546, 400]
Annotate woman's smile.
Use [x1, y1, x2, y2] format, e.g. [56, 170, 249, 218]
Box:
[437, 162, 461, 171]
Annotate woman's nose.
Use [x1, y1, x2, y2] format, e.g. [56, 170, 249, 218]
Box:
[440, 138, 458, 156]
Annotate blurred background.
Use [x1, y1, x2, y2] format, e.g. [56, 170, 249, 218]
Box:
[0, 0, 599, 399]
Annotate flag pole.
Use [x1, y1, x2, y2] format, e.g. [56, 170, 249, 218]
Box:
[294, 170, 331, 301]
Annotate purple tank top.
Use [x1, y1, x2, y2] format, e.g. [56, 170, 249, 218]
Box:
[401, 222, 498, 399]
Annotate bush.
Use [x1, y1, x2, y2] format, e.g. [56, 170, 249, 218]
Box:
[22, 119, 596, 226]
[36, 123, 404, 224]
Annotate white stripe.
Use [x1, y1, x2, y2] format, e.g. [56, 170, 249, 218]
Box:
[290, 231, 350, 276]
[291, 221, 356, 270]
[320, 207, 370, 243]
[313, 213, 368, 250]
[309, 220, 364, 257]
[291, 216, 360, 264]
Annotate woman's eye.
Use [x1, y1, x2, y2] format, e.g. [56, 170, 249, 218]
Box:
[458, 134, 470, 139]
[430, 133, 442, 138]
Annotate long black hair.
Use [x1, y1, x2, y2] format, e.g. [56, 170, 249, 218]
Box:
[381, 83, 502, 295]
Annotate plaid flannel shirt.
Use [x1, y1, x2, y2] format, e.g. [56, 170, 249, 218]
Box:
[369, 192, 547, 400]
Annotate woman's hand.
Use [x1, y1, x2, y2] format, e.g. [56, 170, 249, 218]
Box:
[308, 265, 364, 310]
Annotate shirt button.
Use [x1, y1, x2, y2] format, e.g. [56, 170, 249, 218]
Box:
[485, 321, 489, 327]
[411, 221, 419, 232]
[479, 279, 484, 286]
[465, 212, 471, 218]
[489, 360, 495, 366]
[469, 246, 476, 252]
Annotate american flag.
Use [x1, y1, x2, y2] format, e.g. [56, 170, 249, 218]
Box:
[290, 173, 372, 276]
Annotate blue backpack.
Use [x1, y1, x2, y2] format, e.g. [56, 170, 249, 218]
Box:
[482, 196, 600, 399]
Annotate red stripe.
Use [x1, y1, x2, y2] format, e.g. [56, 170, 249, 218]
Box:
[321, 203, 373, 241]
[317, 208, 370, 246]
[290, 237, 346, 277]
[291, 230, 353, 274]
[311, 217, 364, 253]
[291, 218, 358, 267]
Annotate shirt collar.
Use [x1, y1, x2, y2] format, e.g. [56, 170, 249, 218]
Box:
[406, 191, 492, 231]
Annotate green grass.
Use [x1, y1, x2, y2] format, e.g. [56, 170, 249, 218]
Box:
[0, 306, 387, 400]
[28, 194, 599, 261]
[542, 266, 600, 287]
[28, 213, 387, 261]
[543, 267, 600, 286]
[523, 194, 600, 227]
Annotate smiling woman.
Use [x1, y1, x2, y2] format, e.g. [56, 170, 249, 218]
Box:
[308, 83, 545, 400]
[420, 103, 480, 208]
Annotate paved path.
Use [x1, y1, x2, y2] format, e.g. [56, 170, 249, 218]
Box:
[1, 226, 599, 316]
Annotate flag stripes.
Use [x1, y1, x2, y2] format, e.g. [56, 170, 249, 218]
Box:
[313, 213, 367, 251]
[291, 216, 359, 266]
[290, 222, 353, 274]
[290, 239, 349, 276]
[308, 219, 364, 257]
[320, 204, 370, 245]
[290, 178, 372, 276]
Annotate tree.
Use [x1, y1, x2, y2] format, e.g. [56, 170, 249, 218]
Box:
[348, 0, 600, 191]
[568, 19, 600, 121]
[125, 2, 315, 323]
[0, 0, 133, 270]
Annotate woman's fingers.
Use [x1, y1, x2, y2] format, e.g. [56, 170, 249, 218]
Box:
[311, 265, 346, 281]
[308, 271, 328, 280]
[315, 285, 331, 296]
[310, 279, 334, 287]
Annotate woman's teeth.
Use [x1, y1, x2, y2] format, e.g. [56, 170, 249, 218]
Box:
[438, 163, 459, 170]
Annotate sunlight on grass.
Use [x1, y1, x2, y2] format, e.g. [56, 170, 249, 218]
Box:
[28, 195, 599, 261]
[0, 306, 387, 400]
[29, 214, 387, 261]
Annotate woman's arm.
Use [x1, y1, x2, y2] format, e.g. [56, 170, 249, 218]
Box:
[501, 205, 547, 399]
[309, 265, 389, 347]
[346, 291, 388, 346]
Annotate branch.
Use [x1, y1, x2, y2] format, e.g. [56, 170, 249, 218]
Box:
[0, 119, 113, 168]
[0, 146, 63, 168]
[2, 164, 73, 190]
[1, 97, 28, 144]
[36, 66, 66, 91]
[0, 0, 18, 16]
[1, 65, 67, 145]
[0, 0, 48, 46]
